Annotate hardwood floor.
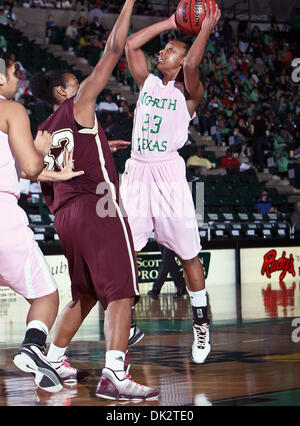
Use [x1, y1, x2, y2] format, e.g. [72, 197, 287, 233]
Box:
[0, 288, 299, 406]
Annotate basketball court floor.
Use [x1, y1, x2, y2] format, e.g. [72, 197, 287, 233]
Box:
[0, 279, 299, 406]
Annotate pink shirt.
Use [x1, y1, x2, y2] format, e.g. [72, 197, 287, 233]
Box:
[131, 74, 194, 161]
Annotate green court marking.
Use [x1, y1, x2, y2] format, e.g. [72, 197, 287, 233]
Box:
[99, 317, 294, 338]
[249, 389, 300, 406]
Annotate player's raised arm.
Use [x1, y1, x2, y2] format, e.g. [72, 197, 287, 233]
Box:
[183, 1, 221, 103]
[125, 16, 176, 87]
[74, 0, 136, 126]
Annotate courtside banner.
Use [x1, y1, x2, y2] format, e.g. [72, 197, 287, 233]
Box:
[240, 246, 300, 285]
[240, 246, 300, 320]
[137, 249, 237, 321]
[137, 250, 236, 286]
[45, 255, 71, 296]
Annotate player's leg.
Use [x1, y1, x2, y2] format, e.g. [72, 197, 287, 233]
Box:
[154, 204, 210, 363]
[96, 297, 159, 401]
[178, 255, 211, 364]
[93, 212, 158, 400]
[46, 292, 96, 383]
[9, 241, 63, 392]
[13, 292, 63, 393]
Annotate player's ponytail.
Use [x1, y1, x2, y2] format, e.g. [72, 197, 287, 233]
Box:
[29, 69, 69, 107]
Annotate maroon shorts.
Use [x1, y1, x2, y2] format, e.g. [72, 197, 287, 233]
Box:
[54, 195, 139, 310]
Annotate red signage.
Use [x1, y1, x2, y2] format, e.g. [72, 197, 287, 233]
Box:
[261, 249, 296, 281]
[262, 282, 296, 318]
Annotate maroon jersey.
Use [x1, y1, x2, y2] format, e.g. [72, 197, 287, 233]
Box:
[39, 97, 119, 214]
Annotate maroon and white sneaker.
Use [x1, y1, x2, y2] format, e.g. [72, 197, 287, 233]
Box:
[95, 368, 159, 401]
[49, 356, 89, 384]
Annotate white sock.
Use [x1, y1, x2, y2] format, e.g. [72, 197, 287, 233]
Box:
[105, 350, 125, 379]
[187, 289, 207, 307]
[47, 342, 68, 363]
[26, 320, 48, 336]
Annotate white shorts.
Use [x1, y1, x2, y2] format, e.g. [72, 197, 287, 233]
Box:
[120, 155, 201, 260]
[0, 194, 57, 299]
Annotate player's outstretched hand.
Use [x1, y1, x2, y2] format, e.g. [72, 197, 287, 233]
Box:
[58, 149, 85, 180]
[108, 140, 131, 152]
[34, 130, 52, 157]
[201, 1, 221, 34]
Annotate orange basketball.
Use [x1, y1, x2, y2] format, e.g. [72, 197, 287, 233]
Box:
[175, 0, 217, 36]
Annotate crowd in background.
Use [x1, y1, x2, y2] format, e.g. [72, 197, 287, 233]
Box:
[0, 0, 174, 16]
[1, 4, 300, 226]
[194, 18, 300, 177]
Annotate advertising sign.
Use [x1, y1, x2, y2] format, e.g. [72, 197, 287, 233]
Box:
[240, 247, 300, 320]
[137, 249, 237, 321]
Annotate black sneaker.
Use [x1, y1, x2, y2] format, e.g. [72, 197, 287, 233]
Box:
[13, 344, 63, 393]
[147, 290, 159, 300]
[128, 323, 144, 347]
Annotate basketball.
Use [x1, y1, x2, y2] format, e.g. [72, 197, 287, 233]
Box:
[175, 0, 217, 36]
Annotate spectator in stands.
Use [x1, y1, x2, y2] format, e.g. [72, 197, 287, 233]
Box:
[0, 7, 9, 26]
[78, 31, 91, 58]
[88, 1, 103, 25]
[276, 148, 291, 179]
[232, 127, 246, 148]
[278, 45, 293, 70]
[238, 143, 249, 163]
[222, 18, 233, 55]
[79, 0, 90, 12]
[63, 19, 78, 51]
[77, 16, 88, 37]
[0, 33, 7, 52]
[45, 14, 54, 44]
[254, 191, 273, 214]
[186, 147, 214, 176]
[31, 0, 46, 7]
[103, 112, 124, 140]
[4, 3, 16, 27]
[290, 201, 300, 239]
[119, 98, 133, 118]
[117, 55, 128, 85]
[220, 148, 241, 172]
[90, 15, 105, 36]
[220, 148, 251, 173]
[56, 0, 73, 9]
[216, 119, 226, 145]
[96, 93, 119, 113]
[91, 33, 104, 49]
[292, 144, 300, 162]
[198, 110, 212, 136]
[251, 113, 267, 172]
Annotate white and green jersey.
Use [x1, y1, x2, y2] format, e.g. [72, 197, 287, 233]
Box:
[131, 73, 193, 160]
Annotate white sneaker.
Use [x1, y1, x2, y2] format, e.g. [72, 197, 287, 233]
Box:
[96, 368, 159, 400]
[192, 323, 211, 364]
[49, 356, 89, 384]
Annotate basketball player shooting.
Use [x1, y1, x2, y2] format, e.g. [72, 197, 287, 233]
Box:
[121, 1, 221, 364]
[29, 0, 159, 400]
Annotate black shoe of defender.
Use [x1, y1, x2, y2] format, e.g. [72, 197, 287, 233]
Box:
[13, 344, 63, 393]
[128, 324, 144, 347]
